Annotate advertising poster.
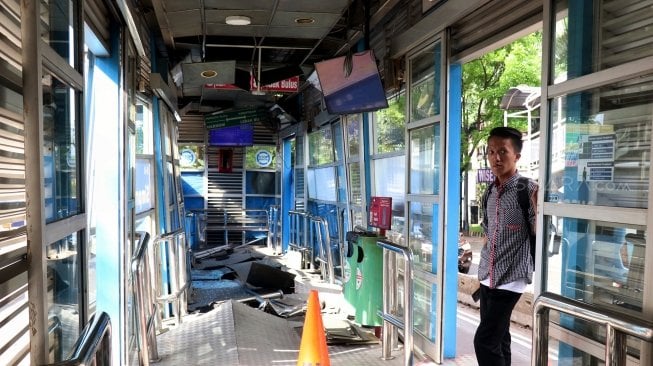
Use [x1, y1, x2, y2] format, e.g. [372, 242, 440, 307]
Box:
[576, 134, 615, 182]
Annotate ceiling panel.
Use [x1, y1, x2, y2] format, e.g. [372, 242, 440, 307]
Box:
[203, 0, 275, 11]
[270, 12, 341, 28]
[266, 26, 331, 39]
[163, 0, 201, 12]
[204, 24, 269, 38]
[277, 0, 351, 13]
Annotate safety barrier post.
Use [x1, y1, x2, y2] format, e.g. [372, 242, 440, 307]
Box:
[153, 229, 190, 326]
[533, 292, 653, 366]
[376, 239, 414, 366]
[131, 232, 159, 365]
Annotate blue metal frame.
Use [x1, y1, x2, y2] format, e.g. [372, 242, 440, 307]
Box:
[443, 63, 462, 358]
[282, 137, 294, 252]
[91, 24, 123, 364]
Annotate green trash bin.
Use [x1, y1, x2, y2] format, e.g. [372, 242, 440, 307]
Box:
[342, 233, 359, 309]
[355, 233, 383, 326]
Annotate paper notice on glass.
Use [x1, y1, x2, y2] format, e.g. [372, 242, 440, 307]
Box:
[577, 134, 615, 182]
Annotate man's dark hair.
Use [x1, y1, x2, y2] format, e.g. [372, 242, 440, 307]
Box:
[489, 126, 523, 153]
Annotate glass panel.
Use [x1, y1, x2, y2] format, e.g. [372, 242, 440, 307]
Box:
[552, 0, 653, 84]
[414, 277, 436, 341]
[547, 310, 642, 364]
[135, 158, 153, 213]
[135, 103, 153, 155]
[544, 215, 645, 315]
[337, 164, 346, 203]
[308, 129, 334, 166]
[345, 114, 361, 158]
[41, 0, 79, 68]
[348, 163, 362, 205]
[333, 122, 344, 162]
[43, 73, 80, 223]
[410, 124, 440, 195]
[374, 155, 406, 242]
[135, 214, 154, 236]
[307, 167, 337, 201]
[374, 93, 406, 154]
[350, 209, 363, 228]
[548, 328, 603, 365]
[546, 75, 652, 208]
[245, 145, 276, 170]
[409, 202, 436, 273]
[179, 144, 206, 171]
[245, 171, 276, 195]
[410, 42, 440, 120]
[47, 232, 80, 361]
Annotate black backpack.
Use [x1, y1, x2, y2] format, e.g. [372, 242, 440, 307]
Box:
[482, 177, 535, 263]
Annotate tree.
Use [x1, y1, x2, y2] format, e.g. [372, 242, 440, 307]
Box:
[460, 32, 542, 232]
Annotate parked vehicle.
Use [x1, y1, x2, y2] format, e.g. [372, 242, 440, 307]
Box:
[458, 234, 473, 274]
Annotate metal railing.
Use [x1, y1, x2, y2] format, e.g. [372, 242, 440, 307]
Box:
[186, 209, 207, 249]
[377, 239, 414, 366]
[202, 208, 270, 245]
[45, 312, 112, 366]
[153, 229, 190, 326]
[289, 210, 312, 269]
[533, 292, 653, 366]
[131, 231, 159, 365]
[309, 215, 335, 284]
[267, 205, 281, 253]
[288, 210, 341, 284]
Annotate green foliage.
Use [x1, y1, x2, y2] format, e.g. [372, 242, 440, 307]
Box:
[374, 93, 406, 153]
[553, 18, 569, 81]
[461, 32, 542, 172]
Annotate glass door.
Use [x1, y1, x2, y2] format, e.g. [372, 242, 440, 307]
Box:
[537, 0, 653, 364]
[22, 0, 89, 362]
[405, 33, 452, 362]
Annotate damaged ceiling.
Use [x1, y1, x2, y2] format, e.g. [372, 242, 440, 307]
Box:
[143, 0, 372, 114]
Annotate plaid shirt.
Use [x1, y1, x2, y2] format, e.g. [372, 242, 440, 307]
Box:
[479, 174, 536, 288]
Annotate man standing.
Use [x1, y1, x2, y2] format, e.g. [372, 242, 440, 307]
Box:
[474, 127, 537, 366]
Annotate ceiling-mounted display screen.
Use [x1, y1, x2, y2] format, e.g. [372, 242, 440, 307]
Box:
[315, 50, 389, 115]
[208, 124, 254, 146]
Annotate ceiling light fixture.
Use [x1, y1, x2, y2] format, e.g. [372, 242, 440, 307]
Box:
[200, 70, 218, 78]
[226, 15, 251, 26]
[294, 17, 315, 24]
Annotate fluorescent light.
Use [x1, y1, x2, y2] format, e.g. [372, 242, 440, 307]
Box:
[226, 15, 251, 26]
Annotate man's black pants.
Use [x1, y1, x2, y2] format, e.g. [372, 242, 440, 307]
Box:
[473, 284, 522, 366]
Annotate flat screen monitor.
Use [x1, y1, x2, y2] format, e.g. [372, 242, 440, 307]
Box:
[315, 50, 388, 115]
[209, 124, 254, 146]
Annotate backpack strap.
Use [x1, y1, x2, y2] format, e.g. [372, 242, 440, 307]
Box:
[481, 182, 493, 230]
[516, 177, 536, 262]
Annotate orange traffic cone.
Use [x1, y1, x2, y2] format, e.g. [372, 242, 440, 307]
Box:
[297, 290, 330, 366]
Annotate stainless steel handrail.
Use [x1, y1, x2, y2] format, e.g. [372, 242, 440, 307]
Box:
[131, 231, 160, 365]
[289, 210, 313, 269]
[267, 205, 281, 253]
[377, 239, 414, 366]
[533, 292, 653, 366]
[45, 312, 112, 366]
[194, 208, 269, 245]
[288, 210, 339, 283]
[153, 228, 190, 326]
[310, 215, 335, 284]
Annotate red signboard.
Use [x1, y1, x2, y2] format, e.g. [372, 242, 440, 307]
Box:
[205, 75, 299, 93]
[368, 196, 392, 230]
